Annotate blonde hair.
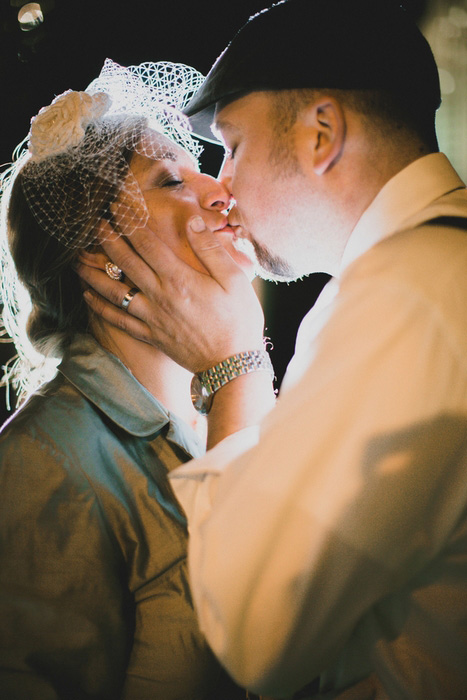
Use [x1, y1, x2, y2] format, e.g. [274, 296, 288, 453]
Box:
[0, 121, 136, 406]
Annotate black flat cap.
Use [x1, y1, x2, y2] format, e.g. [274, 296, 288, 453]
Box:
[185, 0, 441, 143]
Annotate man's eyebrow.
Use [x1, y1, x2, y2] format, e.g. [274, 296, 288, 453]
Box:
[211, 119, 239, 140]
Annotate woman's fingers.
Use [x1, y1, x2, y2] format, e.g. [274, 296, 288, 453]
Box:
[186, 216, 247, 291]
[77, 216, 266, 371]
[100, 216, 243, 293]
[100, 221, 188, 292]
[79, 249, 110, 270]
[83, 288, 153, 345]
[76, 261, 147, 322]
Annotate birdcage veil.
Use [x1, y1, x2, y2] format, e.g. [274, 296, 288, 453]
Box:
[0, 58, 206, 402]
[19, 58, 205, 249]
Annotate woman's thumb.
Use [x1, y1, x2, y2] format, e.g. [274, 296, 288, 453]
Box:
[187, 215, 238, 283]
[189, 216, 208, 234]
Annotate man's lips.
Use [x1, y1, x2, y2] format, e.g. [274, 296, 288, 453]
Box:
[218, 222, 245, 239]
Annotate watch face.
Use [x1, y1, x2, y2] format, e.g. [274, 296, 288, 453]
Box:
[191, 375, 213, 416]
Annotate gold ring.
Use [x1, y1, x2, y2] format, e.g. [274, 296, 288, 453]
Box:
[121, 287, 140, 311]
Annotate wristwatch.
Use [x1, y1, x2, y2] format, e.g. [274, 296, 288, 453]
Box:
[191, 349, 274, 415]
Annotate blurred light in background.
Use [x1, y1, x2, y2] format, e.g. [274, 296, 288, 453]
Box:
[18, 3, 43, 31]
[2, 0, 55, 61]
[421, 0, 467, 179]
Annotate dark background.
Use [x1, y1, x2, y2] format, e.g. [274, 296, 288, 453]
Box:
[0, 0, 434, 422]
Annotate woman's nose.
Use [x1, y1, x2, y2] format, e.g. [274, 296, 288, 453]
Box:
[201, 175, 232, 211]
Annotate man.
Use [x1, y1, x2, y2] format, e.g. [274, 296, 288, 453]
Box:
[78, 1, 467, 697]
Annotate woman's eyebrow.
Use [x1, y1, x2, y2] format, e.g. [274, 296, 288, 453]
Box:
[155, 149, 178, 162]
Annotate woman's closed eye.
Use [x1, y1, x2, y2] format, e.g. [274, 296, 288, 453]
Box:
[145, 166, 185, 190]
[160, 175, 184, 188]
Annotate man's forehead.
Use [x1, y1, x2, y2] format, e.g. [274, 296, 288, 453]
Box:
[212, 92, 272, 139]
[213, 97, 238, 130]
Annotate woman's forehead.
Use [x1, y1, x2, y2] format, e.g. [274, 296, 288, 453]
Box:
[130, 130, 199, 178]
[137, 129, 197, 166]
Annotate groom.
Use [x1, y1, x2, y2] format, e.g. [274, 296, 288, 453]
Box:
[79, 1, 467, 698]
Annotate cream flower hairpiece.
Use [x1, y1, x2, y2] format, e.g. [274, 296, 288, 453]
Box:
[28, 90, 111, 162]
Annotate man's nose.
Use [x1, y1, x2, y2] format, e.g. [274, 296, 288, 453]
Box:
[218, 153, 233, 188]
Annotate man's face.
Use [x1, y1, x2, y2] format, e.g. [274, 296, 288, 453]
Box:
[214, 92, 338, 280]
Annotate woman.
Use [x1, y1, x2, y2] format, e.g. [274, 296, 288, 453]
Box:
[0, 59, 254, 699]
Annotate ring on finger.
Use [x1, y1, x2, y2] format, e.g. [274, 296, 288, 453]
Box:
[121, 287, 140, 311]
[105, 261, 124, 281]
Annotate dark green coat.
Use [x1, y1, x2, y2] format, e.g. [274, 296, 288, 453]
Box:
[0, 334, 241, 699]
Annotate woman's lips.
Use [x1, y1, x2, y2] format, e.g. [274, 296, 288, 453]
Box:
[215, 223, 235, 235]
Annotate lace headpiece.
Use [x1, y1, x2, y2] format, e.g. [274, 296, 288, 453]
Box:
[13, 58, 205, 248]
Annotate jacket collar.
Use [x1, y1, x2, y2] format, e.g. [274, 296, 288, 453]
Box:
[58, 334, 204, 457]
[340, 153, 466, 274]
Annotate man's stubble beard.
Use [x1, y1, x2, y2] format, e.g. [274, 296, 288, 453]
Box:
[233, 235, 301, 283]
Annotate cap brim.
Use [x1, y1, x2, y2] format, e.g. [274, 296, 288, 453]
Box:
[183, 0, 441, 149]
[185, 105, 221, 145]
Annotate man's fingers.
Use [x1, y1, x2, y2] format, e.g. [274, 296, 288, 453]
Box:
[187, 216, 245, 289]
[83, 289, 153, 345]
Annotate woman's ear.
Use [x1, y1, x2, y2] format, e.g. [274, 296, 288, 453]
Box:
[300, 96, 346, 176]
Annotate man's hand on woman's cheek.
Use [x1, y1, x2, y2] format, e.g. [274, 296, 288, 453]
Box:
[76, 217, 266, 373]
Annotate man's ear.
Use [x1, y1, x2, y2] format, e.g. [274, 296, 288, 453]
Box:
[300, 96, 345, 176]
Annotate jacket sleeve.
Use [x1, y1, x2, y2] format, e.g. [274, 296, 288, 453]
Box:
[170, 231, 467, 696]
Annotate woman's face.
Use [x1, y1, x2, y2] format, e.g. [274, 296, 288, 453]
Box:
[129, 132, 256, 280]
